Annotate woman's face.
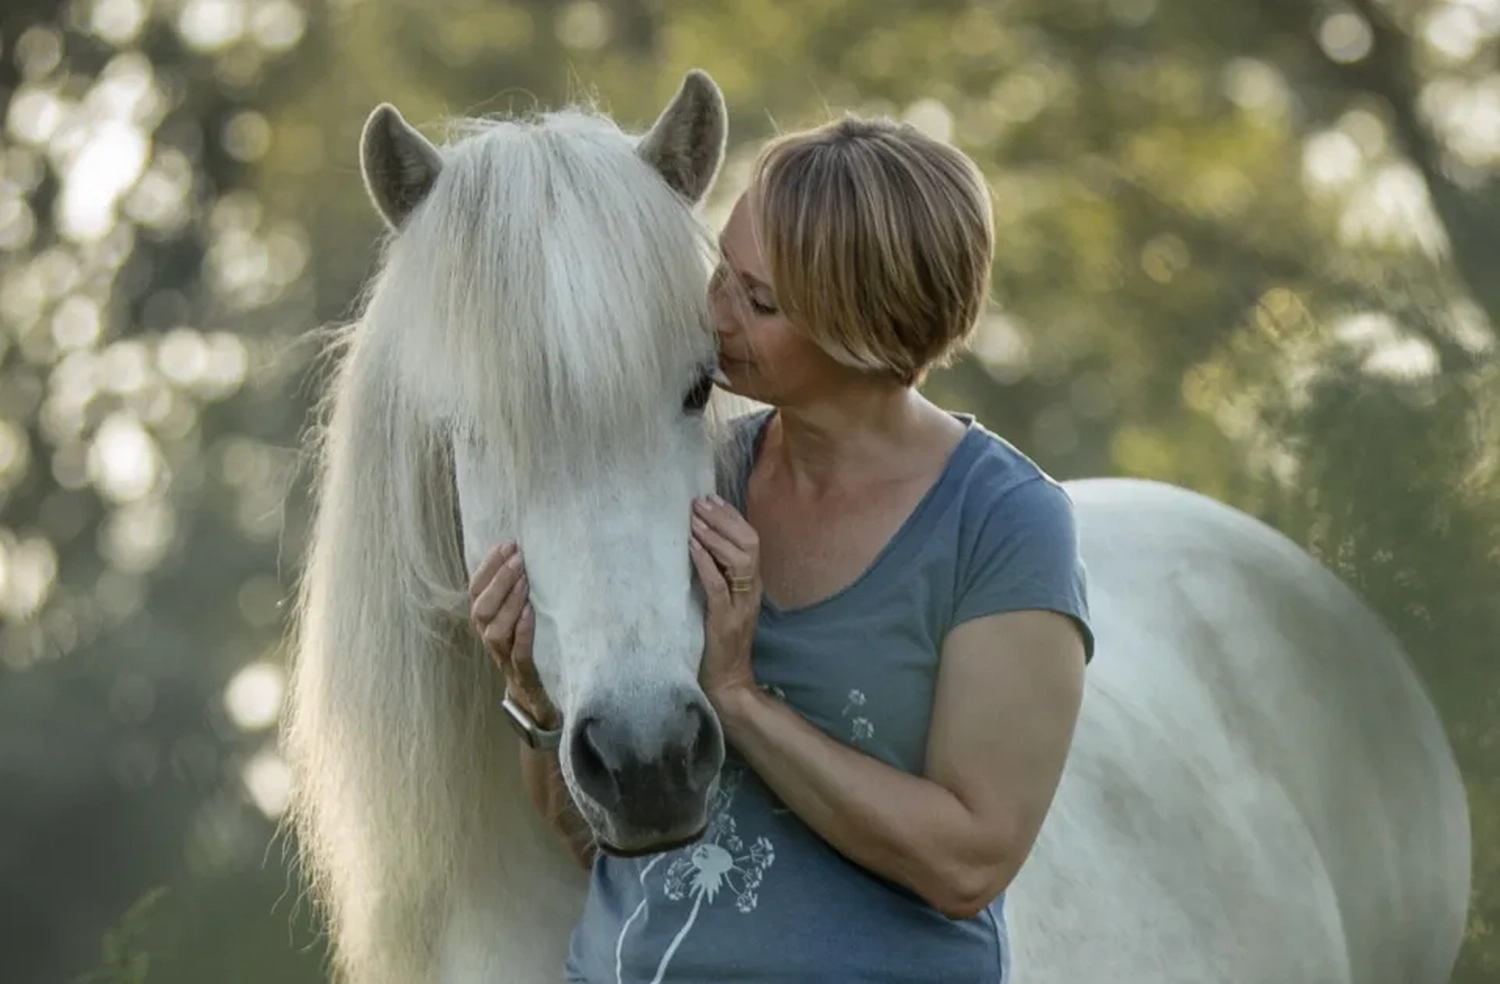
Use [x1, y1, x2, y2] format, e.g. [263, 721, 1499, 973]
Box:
[710, 192, 842, 406]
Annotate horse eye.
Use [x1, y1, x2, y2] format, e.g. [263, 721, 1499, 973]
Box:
[683, 370, 714, 414]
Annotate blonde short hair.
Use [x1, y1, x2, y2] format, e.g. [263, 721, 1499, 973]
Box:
[750, 115, 994, 385]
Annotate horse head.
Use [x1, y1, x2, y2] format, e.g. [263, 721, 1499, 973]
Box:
[355, 71, 731, 856]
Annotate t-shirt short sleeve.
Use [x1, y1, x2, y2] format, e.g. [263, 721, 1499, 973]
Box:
[951, 476, 1095, 663]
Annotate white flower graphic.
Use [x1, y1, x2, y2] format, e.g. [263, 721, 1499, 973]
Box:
[635, 766, 777, 984]
[841, 688, 875, 745]
[662, 830, 775, 913]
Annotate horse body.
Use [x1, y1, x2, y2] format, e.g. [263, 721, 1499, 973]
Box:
[283, 72, 1469, 984]
[1007, 478, 1470, 984]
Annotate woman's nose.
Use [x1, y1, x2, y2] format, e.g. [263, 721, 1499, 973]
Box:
[709, 288, 737, 332]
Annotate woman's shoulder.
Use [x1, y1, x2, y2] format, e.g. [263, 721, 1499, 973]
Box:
[945, 414, 1075, 518]
[940, 416, 1093, 654]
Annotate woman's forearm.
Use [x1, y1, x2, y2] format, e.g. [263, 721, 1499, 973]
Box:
[518, 743, 598, 868]
[713, 686, 1010, 919]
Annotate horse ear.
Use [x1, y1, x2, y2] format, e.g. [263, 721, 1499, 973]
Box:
[360, 103, 444, 230]
[637, 69, 727, 206]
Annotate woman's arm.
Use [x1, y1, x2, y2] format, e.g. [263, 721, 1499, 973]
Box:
[690, 495, 1086, 919]
[716, 611, 1084, 918]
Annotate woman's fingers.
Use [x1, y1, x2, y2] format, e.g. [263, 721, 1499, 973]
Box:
[470, 542, 526, 676]
[507, 604, 557, 724]
[469, 541, 514, 599]
[514, 604, 536, 663]
[482, 572, 527, 647]
[482, 622, 515, 673]
[691, 514, 752, 574]
[510, 603, 542, 687]
[694, 496, 759, 555]
[493, 573, 528, 645]
[467, 545, 553, 722]
[473, 549, 524, 623]
[690, 535, 729, 606]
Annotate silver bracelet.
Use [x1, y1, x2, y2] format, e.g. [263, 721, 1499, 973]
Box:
[502, 689, 563, 750]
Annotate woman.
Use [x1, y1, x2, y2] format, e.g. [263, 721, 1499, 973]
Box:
[469, 115, 1093, 982]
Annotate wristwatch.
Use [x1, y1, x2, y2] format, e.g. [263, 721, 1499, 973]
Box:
[502, 689, 563, 751]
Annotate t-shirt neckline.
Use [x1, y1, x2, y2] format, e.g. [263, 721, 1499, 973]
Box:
[737, 408, 983, 619]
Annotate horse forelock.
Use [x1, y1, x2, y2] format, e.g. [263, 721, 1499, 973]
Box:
[357, 107, 718, 502]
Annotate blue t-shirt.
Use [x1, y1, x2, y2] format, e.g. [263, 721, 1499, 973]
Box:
[565, 409, 1093, 983]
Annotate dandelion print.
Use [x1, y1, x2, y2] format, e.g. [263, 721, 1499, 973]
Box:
[619, 765, 777, 984]
[841, 688, 875, 745]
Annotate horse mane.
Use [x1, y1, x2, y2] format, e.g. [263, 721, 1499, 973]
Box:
[279, 103, 736, 983]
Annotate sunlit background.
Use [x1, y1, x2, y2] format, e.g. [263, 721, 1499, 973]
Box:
[1, 0, 1496, 980]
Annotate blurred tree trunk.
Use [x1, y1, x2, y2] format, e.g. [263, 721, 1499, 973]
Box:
[1266, 0, 1500, 331]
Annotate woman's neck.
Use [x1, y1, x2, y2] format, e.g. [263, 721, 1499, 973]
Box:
[762, 385, 962, 499]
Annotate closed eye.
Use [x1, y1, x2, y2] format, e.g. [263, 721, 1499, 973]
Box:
[683, 367, 714, 414]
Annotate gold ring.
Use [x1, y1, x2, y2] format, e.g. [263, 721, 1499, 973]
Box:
[728, 575, 754, 594]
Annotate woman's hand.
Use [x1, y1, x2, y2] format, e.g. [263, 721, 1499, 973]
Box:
[688, 494, 762, 708]
[469, 541, 559, 731]
[471, 542, 595, 866]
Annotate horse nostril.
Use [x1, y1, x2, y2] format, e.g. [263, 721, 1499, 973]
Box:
[570, 716, 621, 811]
[567, 698, 723, 828]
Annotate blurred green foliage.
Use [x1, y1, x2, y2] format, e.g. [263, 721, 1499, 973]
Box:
[74, 887, 167, 984]
[1, 0, 1495, 981]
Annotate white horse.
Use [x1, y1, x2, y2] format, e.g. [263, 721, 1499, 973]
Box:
[281, 70, 1471, 984]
